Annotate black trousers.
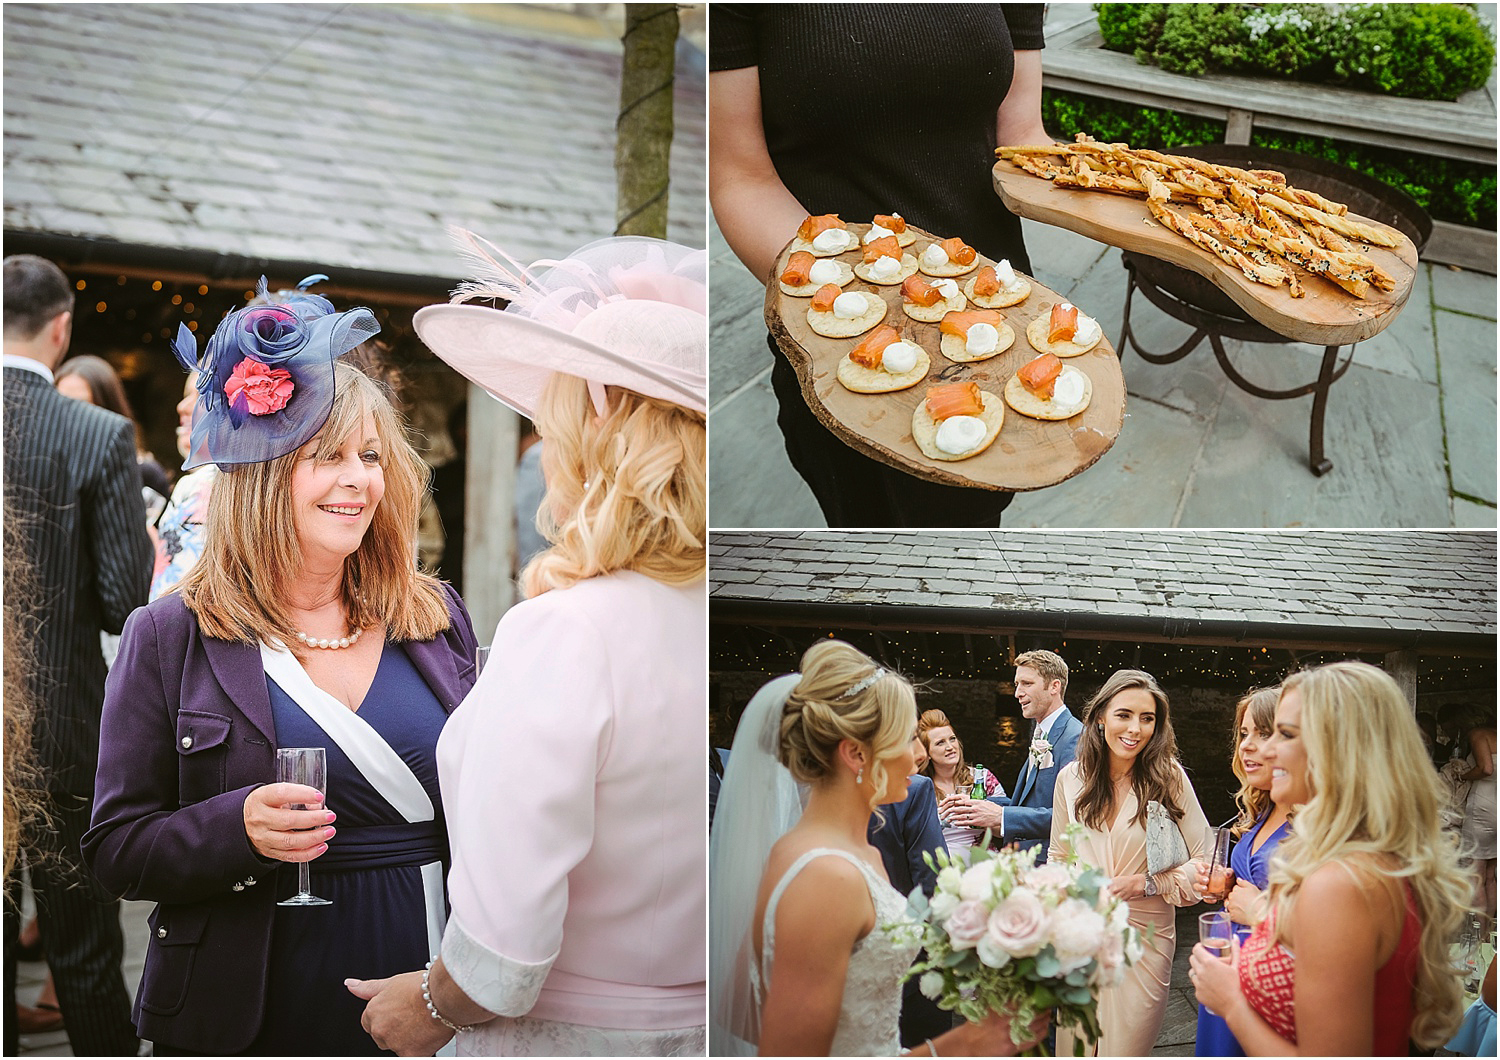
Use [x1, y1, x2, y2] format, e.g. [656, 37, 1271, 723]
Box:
[768, 337, 1015, 527]
[4, 791, 138, 1056]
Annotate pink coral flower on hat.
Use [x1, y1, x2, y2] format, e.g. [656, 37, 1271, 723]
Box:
[225, 357, 295, 416]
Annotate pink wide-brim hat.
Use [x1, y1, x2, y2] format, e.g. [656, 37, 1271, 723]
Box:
[414, 232, 706, 418]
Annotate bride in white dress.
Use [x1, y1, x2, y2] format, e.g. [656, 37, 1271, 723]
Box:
[710, 640, 1043, 1057]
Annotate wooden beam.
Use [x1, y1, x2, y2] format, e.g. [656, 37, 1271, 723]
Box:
[463, 385, 518, 641]
[1385, 649, 1420, 711]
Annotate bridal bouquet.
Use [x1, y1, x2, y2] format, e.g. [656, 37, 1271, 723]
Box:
[901, 829, 1142, 1056]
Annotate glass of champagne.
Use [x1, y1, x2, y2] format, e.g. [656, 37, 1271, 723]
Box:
[475, 645, 491, 676]
[1203, 827, 1235, 902]
[1198, 910, 1235, 1014]
[276, 747, 332, 907]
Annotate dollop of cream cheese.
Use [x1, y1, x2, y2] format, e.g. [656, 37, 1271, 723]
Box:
[1050, 367, 1086, 411]
[995, 259, 1025, 291]
[1073, 313, 1100, 345]
[921, 243, 950, 267]
[935, 414, 987, 456]
[964, 322, 999, 356]
[808, 259, 843, 285]
[869, 255, 903, 282]
[934, 279, 960, 300]
[863, 223, 894, 244]
[812, 228, 851, 254]
[881, 341, 920, 375]
[831, 292, 868, 319]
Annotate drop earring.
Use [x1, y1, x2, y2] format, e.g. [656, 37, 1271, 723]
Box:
[856, 766, 864, 785]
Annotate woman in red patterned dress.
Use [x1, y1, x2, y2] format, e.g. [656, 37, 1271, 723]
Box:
[1189, 661, 1471, 1055]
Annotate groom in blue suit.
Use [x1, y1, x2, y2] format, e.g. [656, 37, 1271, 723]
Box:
[947, 649, 1081, 864]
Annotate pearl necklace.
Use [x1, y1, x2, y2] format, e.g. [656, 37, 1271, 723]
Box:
[294, 626, 364, 650]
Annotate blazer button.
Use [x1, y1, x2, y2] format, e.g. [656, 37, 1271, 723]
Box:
[180, 736, 193, 749]
[157, 926, 168, 939]
[232, 883, 245, 891]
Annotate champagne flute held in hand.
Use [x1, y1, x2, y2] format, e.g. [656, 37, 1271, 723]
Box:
[276, 747, 332, 907]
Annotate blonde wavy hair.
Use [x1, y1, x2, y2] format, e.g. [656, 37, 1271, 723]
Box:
[521, 375, 704, 598]
[1230, 686, 1283, 838]
[779, 640, 916, 819]
[178, 362, 451, 645]
[1262, 662, 1469, 1048]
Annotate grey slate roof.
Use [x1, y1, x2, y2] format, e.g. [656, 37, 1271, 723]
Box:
[3, 3, 706, 277]
[710, 532, 1497, 638]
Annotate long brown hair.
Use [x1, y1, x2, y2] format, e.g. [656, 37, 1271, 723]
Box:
[1231, 686, 1281, 837]
[1074, 669, 1185, 831]
[177, 363, 450, 646]
[56, 354, 147, 453]
[918, 708, 974, 790]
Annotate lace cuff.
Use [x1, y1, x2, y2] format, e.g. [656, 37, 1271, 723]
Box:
[441, 913, 557, 1017]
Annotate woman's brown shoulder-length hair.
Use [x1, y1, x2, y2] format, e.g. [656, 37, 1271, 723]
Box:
[1073, 669, 1187, 833]
[177, 362, 450, 646]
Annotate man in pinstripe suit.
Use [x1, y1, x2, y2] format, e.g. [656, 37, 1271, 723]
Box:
[4, 255, 153, 1055]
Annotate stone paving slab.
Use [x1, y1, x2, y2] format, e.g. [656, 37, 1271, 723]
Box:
[708, 262, 772, 407]
[1432, 261, 1500, 316]
[709, 372, 821, 527]
[1437, 309, 1499, 505]
[1180, 346, 1449, 526]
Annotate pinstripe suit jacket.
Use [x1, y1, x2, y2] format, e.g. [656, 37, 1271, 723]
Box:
[3, 365, 153, 795]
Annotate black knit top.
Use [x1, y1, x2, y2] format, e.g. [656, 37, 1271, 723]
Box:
[711, 4, 1046, 271]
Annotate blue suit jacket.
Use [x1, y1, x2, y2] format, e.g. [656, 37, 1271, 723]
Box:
[988, 708, 1082, 863]
[867, 774, 947, 899]
[83, 586, 478, 1054]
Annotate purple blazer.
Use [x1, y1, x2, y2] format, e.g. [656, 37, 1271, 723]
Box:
[82, 584, 478, 1054]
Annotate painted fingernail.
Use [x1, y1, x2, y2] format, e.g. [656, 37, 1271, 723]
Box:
[324, 827, 336, 839]
[316, 843, 329, 854]
[325, 812, 337, 823]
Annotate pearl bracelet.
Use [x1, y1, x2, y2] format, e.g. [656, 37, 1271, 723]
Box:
[422, 957, 474, 1034]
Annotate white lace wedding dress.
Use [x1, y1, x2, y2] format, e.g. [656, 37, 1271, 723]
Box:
[753, 848, 920, 1056]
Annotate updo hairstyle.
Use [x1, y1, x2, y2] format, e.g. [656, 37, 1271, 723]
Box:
[779, 640, 915, 814]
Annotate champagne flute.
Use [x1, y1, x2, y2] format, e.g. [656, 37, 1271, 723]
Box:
[475, 645, 491, 676]
[1198, 910, 1235, 1015]
[1203, 827, 1235, 902]
[276, 747, 332, 907]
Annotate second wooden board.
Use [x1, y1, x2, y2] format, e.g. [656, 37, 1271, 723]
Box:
[993, 158, 1418, 345]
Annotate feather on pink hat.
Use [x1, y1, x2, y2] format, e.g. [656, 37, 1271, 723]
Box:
[414, 230, 706, 417]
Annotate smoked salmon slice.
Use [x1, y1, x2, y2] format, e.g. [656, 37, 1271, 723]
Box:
[938, 308, 1003, 337]
[810, 284, 841, 312]
[849, 325, 901, 369]
[797, 214, 843, 242]
[1048, 303, 1078, 343]
[1019, 353, 1064, 402]
[925, 381, 984, 421]
[901, 275, 942, 307]
[874, 214, 907, 234]
[940, 237, 976, 265]
[862, 235, 902, 263]
[973, 266, 1000, 298]
[780, 251, 815, 287]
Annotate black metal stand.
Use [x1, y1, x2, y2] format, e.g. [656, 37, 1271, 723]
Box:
[1116, 255, 1357, 476]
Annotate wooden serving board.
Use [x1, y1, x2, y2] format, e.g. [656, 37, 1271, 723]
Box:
[993, 160, 1418, 346]
[766, 223, 1125, 493]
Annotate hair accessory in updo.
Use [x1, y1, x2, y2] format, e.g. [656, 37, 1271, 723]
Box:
[413, 229, 706, 418]
[172, 276, 379, 469]
[837, 667, 886, 699]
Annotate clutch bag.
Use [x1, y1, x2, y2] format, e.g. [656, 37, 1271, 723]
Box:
[1144, 799, 1191, 877]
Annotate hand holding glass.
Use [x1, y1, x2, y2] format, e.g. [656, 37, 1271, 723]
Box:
[276, 747, 332, 907]
[1203, 827, 1235, 901]
[1198, 911, 1235, 1014]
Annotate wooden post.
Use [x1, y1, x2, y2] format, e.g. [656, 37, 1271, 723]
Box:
[1225, 107, 1255, 145]
[463, 384, 519, 642]
[1385, 649, 1419, 712]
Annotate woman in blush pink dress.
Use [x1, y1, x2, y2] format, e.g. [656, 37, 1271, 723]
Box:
[349, 235, 707, 1056]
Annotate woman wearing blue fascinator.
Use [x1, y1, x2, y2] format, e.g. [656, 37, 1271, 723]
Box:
[84, 280, 480, 1054]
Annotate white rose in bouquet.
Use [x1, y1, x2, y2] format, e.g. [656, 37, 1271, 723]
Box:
[958, 858, 999, 902]
[986, 889, 1050, 959]
[1048, 899, 1107, 975]
[945, 899, 991, 950]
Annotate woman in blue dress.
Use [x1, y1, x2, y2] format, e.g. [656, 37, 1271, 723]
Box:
[1196, 687, 1293, 1057]
[86, 288, 478, 1054]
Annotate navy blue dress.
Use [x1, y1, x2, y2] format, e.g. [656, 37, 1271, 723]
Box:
[1195, 810, 1292, 1057]
[250, 643, 450, 1056]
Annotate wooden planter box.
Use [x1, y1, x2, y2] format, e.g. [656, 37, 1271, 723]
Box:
[1041, 8, 1497, 274]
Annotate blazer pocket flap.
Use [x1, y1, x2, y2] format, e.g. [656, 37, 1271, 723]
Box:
[175, 711, 231, 755]
[153, 903, 210, 947]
